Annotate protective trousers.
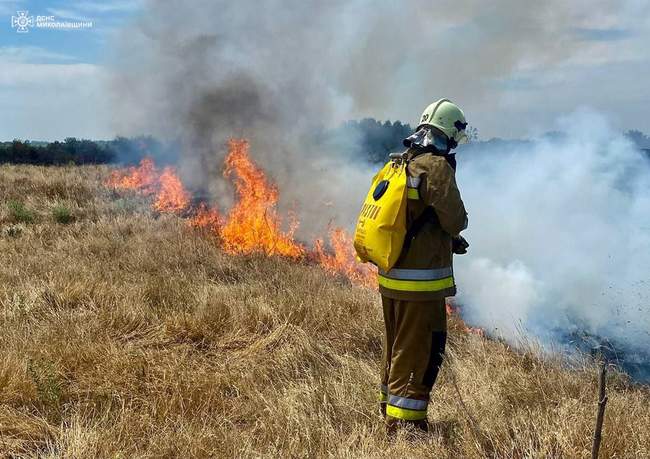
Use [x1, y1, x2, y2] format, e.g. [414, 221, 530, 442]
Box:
[379, 296, 447, 423]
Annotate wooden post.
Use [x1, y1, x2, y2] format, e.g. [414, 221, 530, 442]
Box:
[591, 360, 608, 459]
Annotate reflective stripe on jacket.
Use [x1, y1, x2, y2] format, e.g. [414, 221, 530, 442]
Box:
[378, 267, 454, 292]
[378, 149, 467, 301]
[407, 176, 421, 200]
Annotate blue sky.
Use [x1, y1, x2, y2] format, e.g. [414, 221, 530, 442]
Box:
[1, 0, 649, 141]
[0, 0, 141, 140]
[1, 0, 139, 63]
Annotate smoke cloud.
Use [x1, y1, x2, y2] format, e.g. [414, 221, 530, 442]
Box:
[108, 1, 650, 376]
[109, 0, 380, 235]
[455, 111, 650, 378]
[108, 0, 647, 234]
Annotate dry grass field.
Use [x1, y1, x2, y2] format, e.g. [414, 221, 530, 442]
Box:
[1, 164, 649, 458]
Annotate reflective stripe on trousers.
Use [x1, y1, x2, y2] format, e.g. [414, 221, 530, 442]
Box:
[378, 267, 454, 292]
[379, 384, 428, 421]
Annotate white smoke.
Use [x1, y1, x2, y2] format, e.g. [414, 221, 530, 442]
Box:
[455, 110, 650, 373]
[108, 0, 648, 238]
[107, 2, 650, 376]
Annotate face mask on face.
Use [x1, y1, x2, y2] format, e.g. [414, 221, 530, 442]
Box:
[403, 126, 449, 152]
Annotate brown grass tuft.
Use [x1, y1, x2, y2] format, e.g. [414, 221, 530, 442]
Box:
[1, 164, 649, 458]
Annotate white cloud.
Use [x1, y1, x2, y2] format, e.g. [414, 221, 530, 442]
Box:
[44, 1, 144, 21]
[74, 0, 143, 14]
[0, 46, 76, 63]
[0, 62, 113, 140]
[46, 7, 93, 22]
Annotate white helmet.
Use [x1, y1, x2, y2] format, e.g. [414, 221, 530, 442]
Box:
[417, 99, 468, 148]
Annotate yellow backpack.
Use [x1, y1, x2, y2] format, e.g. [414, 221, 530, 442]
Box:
[353, 157, 408, 271]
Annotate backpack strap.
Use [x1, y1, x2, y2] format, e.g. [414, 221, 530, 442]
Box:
[399, 149, 455, 252]
[402, 206, 438, 251]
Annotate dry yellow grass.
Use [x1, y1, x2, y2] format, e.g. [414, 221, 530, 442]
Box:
[1, 164, 649, 458]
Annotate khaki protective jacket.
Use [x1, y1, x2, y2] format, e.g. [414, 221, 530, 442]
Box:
[378, 149, 467, 301]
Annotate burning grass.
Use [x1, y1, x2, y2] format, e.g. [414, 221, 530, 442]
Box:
[1, 163, 650, 457]
[219, 139, 304, 258]
[106, 139, 375, 286]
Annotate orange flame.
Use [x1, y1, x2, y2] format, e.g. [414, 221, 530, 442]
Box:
[106, 157, 158, 195]
[106, 158, 191, 215]
[447, 300, 485, 336]
[219, 139, 305, 258]
[189, 203, 223, 233]
[314, 227, 376, 288]
[106, 143, 486, 335]
[107, 146, 375, 287]
[153, 167, 191, 214]
[103, 144, 375, 290]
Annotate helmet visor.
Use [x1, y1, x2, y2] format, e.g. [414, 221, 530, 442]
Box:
[403, 127, 449, 151]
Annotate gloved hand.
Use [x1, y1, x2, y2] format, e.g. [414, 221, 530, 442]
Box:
[452, 235, 469, 255]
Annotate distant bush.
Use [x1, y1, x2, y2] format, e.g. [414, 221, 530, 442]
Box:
[7, 200, 35, 224]
[52, 204, 75, 224]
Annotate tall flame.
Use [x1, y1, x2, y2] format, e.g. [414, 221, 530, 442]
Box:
[219, 139, 305, 258]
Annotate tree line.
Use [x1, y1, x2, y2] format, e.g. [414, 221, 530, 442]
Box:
[0, 136, 177, 166]
[0, 120, 413, 166]
[1, 123, 649, 166]
[1, 138, 115, 165]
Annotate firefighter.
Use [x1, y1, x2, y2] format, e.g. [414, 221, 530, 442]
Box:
[379, 99, 469, 434]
